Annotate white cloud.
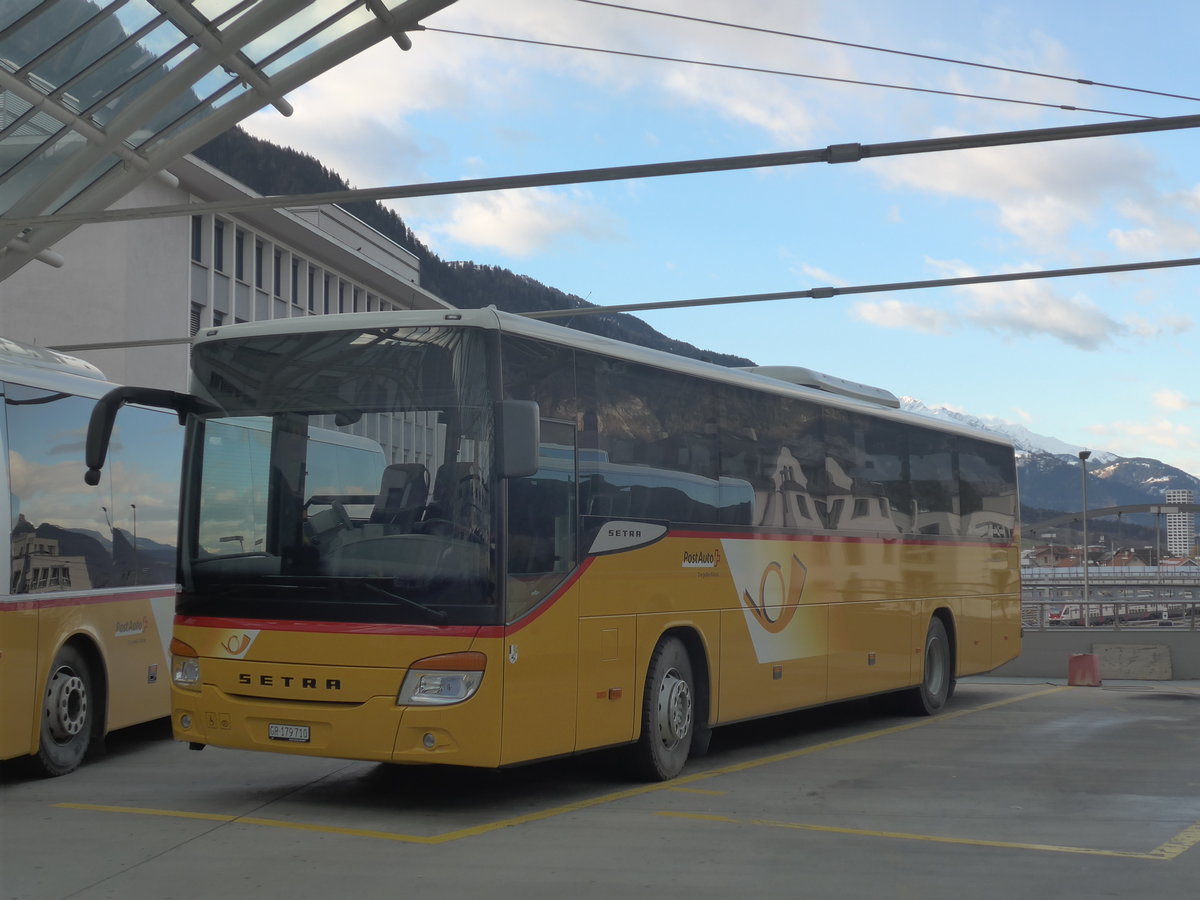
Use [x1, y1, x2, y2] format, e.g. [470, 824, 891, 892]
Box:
[1124, 312, 1194, 339]
[1088, 417, 1200, 469]
[423, 188, 621, 257]
[850, 298, 952, 333]
[1153, 389, 1196, 412]
[1107, 198, 1200, 254]
[960, 281, 1124, 349]
[799, 263, 845, 285]
[875, 138, 1157, 251]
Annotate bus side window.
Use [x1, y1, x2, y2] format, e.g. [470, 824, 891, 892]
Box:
[109, 406, 182, 586]
[7, 385, 114, 593]
[506, 421, 577, 620]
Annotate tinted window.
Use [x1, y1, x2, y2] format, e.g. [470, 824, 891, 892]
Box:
[8, 385, 180, 593]
[578, 355, 724, 525]
[910, 429, 959, 535]
[720, 385, 821, 529]
[959, 437, 1017, 540]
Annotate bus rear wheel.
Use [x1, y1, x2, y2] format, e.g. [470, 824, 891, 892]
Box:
[630, 636, 695, 781]
[899, 617, 951, 716]
[35, 645, 95, 776]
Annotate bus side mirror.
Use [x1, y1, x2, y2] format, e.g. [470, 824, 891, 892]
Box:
[85, 386, 217, 485]
[496, 400, 539, 479]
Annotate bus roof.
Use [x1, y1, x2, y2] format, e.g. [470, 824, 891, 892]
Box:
[190, 308, 1012, 447]
[0, 336, 106, 383]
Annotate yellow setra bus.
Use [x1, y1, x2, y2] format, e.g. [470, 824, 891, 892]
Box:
[0, 337, 183, 776]
[86, 309, 1020, 780]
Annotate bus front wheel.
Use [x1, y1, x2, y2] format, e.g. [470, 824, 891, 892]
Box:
[899, 617, 952, 717]
[35, 644, 95, 776]
[630, 636, 694, 781]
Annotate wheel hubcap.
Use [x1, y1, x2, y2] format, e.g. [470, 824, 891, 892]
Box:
[926, 638, 946, 695]
[45, 666, 87, 742]
[656, 668, 692, 748]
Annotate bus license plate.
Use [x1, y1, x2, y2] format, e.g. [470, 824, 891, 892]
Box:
[268, 723, 310, 743]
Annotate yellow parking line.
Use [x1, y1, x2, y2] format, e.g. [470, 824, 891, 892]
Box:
[1146, 822, 1200, 860]
[659, 811, 1200, 861]
[54, 803, 441, 844]
[54, 685, 1067, 845]
[668, 787, 728, 795]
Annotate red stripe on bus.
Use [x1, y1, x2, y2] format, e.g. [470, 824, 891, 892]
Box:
[1, 588, 175, 612]
[668, 528, 1011, 548]
[174, 615, 484, 637]
[502, 558, 594, 636]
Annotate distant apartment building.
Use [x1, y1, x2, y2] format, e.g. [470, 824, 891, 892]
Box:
[0, 155, 449, 391]
[1166, 489, 1196, 557]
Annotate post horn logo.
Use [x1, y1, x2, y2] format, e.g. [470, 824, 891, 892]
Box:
[741, 554, 807, 634]
[220, 633, 255, 656]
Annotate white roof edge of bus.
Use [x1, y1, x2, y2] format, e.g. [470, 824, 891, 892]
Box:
[737, 365, 900, 409]
[189, 308, 1012, 447]
[0, 335, 106, 380]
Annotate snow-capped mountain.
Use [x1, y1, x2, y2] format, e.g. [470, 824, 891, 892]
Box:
[899, 397, 1118, 461]
[900, 397, 1200, 516]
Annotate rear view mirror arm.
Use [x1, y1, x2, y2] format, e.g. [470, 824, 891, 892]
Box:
[84, 386, 218, 485]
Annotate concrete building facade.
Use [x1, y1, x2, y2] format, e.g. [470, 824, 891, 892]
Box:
[0, 155, 449, 391]
[1166, 488, 1196, 557]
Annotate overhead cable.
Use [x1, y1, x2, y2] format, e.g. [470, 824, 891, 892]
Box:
[425, 27, 1150, 119]
[576, 0, 1200, 106]
[522, 256, 1200, 319]
[9, 112, 1200, 229]
[50, 255, 1200, 351]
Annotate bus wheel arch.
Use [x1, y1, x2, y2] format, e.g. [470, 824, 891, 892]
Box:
[629, 629, 709, 780]
[34, 638, 107, 776]
[899, 613, 954, 717]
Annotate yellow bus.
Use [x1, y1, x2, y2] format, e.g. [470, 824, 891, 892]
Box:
[87, 309, 1020, 780]
[0, 338, 182, 776]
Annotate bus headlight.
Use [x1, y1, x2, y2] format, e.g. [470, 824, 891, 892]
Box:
[398, 652, 485, 706]
[170, 637, 201, 690]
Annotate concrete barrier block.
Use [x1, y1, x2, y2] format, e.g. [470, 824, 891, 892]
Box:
[1092, 643, 1173, 680]
[1067, 653, 1101, 686]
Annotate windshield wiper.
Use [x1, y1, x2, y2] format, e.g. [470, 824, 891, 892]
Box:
[360, 581, 448, 622]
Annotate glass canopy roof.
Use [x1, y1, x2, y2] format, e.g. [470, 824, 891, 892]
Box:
[0, 0, 455, 281]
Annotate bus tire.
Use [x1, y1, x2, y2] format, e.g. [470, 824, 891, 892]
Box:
[35, 644, 96, 777]
[899, 617, 952, 717]
[630, 636, 695, 781]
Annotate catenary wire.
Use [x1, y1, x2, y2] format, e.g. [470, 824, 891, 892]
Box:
[49, 255, 1200, 352]
[9, 111, 1200, 230]
[576, 0, 1200, 106]
[424, 27, 1152, 119]
[521, 256, 1200, 319]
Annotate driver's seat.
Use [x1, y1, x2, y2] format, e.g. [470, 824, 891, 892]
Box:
[369, 463, 429, 527]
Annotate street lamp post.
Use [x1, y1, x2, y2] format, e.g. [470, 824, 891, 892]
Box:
[1079, 451, 1091, 627]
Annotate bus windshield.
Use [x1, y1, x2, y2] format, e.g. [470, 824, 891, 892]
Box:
[182, 325, 498, 626]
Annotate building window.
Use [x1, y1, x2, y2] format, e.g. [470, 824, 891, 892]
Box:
[190, 215, 202, 262]
[254, 240, 264, 289]
[213, 219, 225, 272]
[323, 275, 332, 314]
[307, 268, 316, 312]
[213, 310, 225, 327]
[273, 249, 282, 298]
[291, 258, 300, 306]
[190, 304, 203, 335]
[234, 229, 246, 281]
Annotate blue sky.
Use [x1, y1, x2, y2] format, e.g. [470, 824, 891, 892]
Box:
[243, 0, 1200, 476]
